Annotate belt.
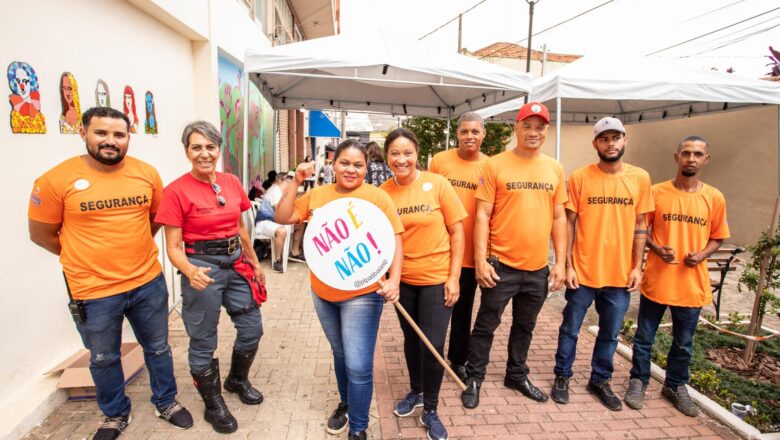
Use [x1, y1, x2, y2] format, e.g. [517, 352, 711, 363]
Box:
[185, 235, 240, 255]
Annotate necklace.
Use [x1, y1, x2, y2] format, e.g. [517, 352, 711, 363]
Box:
[394, 170, 420, 186]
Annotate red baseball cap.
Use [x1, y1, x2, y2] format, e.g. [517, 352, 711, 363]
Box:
[515, 101, 550, 124]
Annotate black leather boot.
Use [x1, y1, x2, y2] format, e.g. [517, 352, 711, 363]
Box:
[224, 348, 264, 405]
[191, 359, 238, 433]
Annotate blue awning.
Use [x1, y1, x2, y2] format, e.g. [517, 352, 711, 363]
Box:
[309, 110, 341, 137]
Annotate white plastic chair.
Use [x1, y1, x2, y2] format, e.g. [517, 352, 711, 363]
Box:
[249, 200, 292, 272]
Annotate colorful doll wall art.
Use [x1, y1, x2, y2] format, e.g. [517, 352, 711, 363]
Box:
[95, 79, 111, 108]
[59, 72, 82, 134]
[123, 85, 139, 133]
[144, 91, 157, 135]
[7, 61, 46, 134]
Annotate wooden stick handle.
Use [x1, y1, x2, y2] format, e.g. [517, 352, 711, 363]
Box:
[393, 301, 467, 391]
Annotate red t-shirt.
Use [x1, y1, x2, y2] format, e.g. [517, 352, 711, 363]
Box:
[155, 172, 251, 242]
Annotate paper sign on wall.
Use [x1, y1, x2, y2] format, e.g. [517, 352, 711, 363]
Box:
[303, 198, 396, 291]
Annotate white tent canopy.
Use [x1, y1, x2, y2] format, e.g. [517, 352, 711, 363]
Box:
[244, 29, 532, 119]
[477, 56, 780, 125]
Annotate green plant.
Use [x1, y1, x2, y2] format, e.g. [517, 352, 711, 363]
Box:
[728, 311, 743, 327]
[621, 318, 634, 342]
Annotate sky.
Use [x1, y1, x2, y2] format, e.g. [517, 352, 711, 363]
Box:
[340, 0, 780, 78]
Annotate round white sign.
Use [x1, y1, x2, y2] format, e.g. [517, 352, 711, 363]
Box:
[303, 197, 396, 291]
[74, 179, 90, 190]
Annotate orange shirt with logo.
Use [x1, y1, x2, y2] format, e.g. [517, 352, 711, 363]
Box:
[294, 183, 404, 302]
[429, 148, 487, 268]
[641, 180, 729, 307]
[28, 156, 163, 300]
[475, 151, 567, 271]
[567, 163, 654, 288]
[381, 171, 467, 285]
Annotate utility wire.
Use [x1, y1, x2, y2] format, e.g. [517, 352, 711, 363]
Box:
[418, 0, 490, 40]
[685, 22, 780, 56]
[646, 5, 780, 55]
[477, 0, 616, 59]
[677, 12, 780, 52]
[677, 0, 751, 24]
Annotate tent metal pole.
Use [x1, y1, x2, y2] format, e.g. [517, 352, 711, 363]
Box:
[556, 95, 562, 161]
[445, 108, 451, 150]
[777, 105, 780, 195]
[241, 68, 250, 188]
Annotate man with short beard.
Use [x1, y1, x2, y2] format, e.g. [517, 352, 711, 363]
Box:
[551, 117, 653, 411]
[28, 107, 192, 440]
[624, 136, 728, 417]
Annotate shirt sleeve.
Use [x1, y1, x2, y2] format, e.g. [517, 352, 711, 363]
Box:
[553, 162, 568, 205]
[474, 161, 496, 203]
[154, 186, 185, 227]
[636, 172, 655, 214]
[564, 171, 580, 212]
[149, 169, 164, 214]
[439, 178, 467, 226]
[710, 191, 730, 240]
[293, 191, 312, 222]
[28, 173, 63, 224]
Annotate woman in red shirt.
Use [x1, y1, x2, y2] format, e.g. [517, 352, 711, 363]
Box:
[155, 121, 265, 434]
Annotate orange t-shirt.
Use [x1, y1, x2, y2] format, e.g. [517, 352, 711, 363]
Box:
[28, 156, 163, 300]
[475, 151, 567, 271]
[641, 180, 730, 307]
[429, 148, 488, 268]
[294, 183, 404, 302]
[381, 172, 467, 285]
[566, 163, 654, 288]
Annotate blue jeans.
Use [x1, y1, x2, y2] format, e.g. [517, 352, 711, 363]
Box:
[630, 294, 701, 388]
[554, 285, 630, 382]
[75, 273, 177, 417]
[312, 291, 383, 434]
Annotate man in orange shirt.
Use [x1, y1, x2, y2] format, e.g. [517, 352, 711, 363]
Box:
[551, 117, 653, 411]
[28, 107, 192, 439]
[461, 102, 567, 408]
[429, 111, 489, 382]
[624, 136, 728, 417]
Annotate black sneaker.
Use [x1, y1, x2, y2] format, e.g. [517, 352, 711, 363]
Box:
[347, 431, 367, 440]
[93, 415, 131, 440]
[326, 401, 349, 434]
[551, 375, 570, 404]
[451, 363, 467, 383]
[155, 401, 193, 429]
[289, 252, 306, 263]
[461, 377, 481, 409]
[587, 380, 622, 411]
[272, 259, 283, 273]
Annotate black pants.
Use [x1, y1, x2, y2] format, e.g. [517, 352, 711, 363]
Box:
[303, 180, 314, 191]
[447, 268, 479, 366]
[396, 282, 453, 410]
[466, 263, 549, 382]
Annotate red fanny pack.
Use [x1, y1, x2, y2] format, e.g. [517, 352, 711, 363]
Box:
[232, 253, 267, 305]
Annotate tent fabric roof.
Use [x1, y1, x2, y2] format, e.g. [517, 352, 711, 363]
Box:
[245, 29, 532, 118]
[477, 56, 780, 124]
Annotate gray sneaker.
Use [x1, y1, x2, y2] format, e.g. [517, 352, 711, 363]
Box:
[624, 378, 647, 410]
[662, 384, 699, 417]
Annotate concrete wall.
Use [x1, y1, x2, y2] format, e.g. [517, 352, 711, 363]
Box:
[0, 0, 274, 438]
[535, 105, 779, 244]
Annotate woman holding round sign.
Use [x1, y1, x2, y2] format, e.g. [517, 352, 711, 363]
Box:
[275, 139, 404, 440]
[380, 128, 466, 440]
[155, 121, 266, 434]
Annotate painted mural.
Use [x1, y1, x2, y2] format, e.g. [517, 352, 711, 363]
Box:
[95, 79, 111, 108]
[123, 85, 139, 133]
[218, 56, 244, 180]
[144, 91, 158, 135]
[59, 72, 82, 134]
[7, 61, 46, 134]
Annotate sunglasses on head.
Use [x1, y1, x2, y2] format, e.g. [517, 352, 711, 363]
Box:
[210, 182, 226, 208]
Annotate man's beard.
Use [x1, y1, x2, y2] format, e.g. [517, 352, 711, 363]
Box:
[682, 169, 697, 177]
[87, 143, 125, 165]
[598, 147, 625, 163]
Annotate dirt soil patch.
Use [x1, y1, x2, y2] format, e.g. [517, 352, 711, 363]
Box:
[706, 347, 780, 385]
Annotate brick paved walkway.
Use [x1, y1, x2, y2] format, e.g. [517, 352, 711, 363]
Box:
[24, 266, 736, 440]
